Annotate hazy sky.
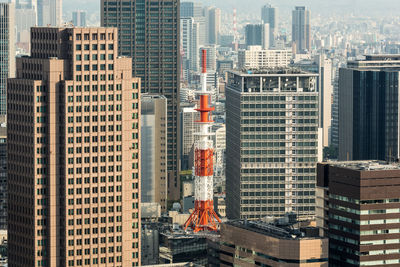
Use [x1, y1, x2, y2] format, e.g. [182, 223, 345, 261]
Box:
[64, 0, 400, 18]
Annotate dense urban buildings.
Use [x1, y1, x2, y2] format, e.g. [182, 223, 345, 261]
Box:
[292, 6, 311, 54]
[317, 161, 400, 266]
[0, 2, 15, 116]
[180, 1, 202, 18]
[141, 94, 168, 212]
[101, 0, 181, 201]
[220, 219, 328, 266]
[338, 55, 400, 161]
[72, 10, 87, 27]
[226, 69, 320, 220]
[261, 4, 277, 48]
[8, 27, 141, 266]
[238, 46, 292, 69]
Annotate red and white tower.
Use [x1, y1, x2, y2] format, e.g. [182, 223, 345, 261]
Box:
[184, 50, 221, 232]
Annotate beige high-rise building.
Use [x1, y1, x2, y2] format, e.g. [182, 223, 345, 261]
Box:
[8, 27, 141, 267]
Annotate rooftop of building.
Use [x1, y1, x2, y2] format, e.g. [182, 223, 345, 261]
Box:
[230, 67, 317, 77]
[226, 215, 323, 240]
[347, 55, 400, 69]
[324, 160, 400, 171]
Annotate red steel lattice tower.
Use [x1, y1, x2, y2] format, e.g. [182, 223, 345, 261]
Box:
[184, 50, 221, 232]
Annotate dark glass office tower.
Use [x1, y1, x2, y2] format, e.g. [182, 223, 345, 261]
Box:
[339, 55, 400, 162]
[101, 0, 181, 201]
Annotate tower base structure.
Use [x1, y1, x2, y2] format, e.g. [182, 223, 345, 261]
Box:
[184, 200, 221, 232]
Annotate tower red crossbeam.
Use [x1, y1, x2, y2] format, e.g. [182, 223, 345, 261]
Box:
[184, 50, 221, 232]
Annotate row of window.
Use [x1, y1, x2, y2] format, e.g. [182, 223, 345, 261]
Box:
[76, 44, 114, 51]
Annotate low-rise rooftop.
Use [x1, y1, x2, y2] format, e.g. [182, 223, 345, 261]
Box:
[325, 160, 400, 171]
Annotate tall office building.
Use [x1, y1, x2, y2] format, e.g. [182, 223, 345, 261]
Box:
[180, 17, 200, 74]
[101, 0, 181, 201]
[0, 117, 6, 230]
[8, 27, 141, 266]
[317, 161, 400, 266]
[205, 7, 220, 45]
[72, 10, 87, 27]
[292, 55, 333, 147]
[292, 6, 311, 54]
[261, 4, 277, 48]
[180, 1, 202, 18]
[0, 2, 15, 116]
[180, 105, 199, 171]
[238, 46, 292, 69]
[226, 69, 320, 220]
[338, 55, 400, 161]
[37, 0, 62, 26]
[245, 24, 269, 49]
[141, 94, 168, 212]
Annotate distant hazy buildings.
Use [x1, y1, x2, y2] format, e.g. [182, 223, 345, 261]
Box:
[200, 45, 217, 71]
[15, 7, 36, 52]
[0, 2, 15, 115]
[238, 46, 292, 69]
[261, 4, 277, 48]
[226, 69, 320, 220]
[102, 0, 181, 201]
[292, 6, 311, 54]
[180, 1, 202, 18]
[220, 220, 328, 266]
[37, 0, 62, 26]
[338, 55, 400, 161]
[141, 94, 168, 212]
[245, 24, 269, 49]
[317, 161, 400, 266]
[205, 7, 221, 45]
[72, 10, 86, 27]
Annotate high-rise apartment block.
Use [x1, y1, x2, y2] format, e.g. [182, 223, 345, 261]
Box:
[238, 46, 292, 70]
[8, 27, 141, 267]
[292, 6, 311, 54]
[141, 94, 167, 212]
[72, 10, 87, 27]
[0, 2, 15, 115]
[317, 161, 400, 266]
[339, 55, 400, 161]
[245, 24, 269, 49]
[101, 0, 181, 201]
[261, 4, 277, 48]
[226, 69, 320, 220]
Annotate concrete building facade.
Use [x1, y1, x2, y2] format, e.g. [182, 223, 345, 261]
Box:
[141, 94, 168, 212]
[317, 161, 400, 266]
[220, 220, 328, 267]
[238, 46, 292, 70]
[226, 69, 320, 220]
[8, 27, 141, 267]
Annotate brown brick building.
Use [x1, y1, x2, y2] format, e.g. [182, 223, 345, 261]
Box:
[219, 220, 328, 267]
[317, 161, 400, 266]
[8, 27, 140, 267]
